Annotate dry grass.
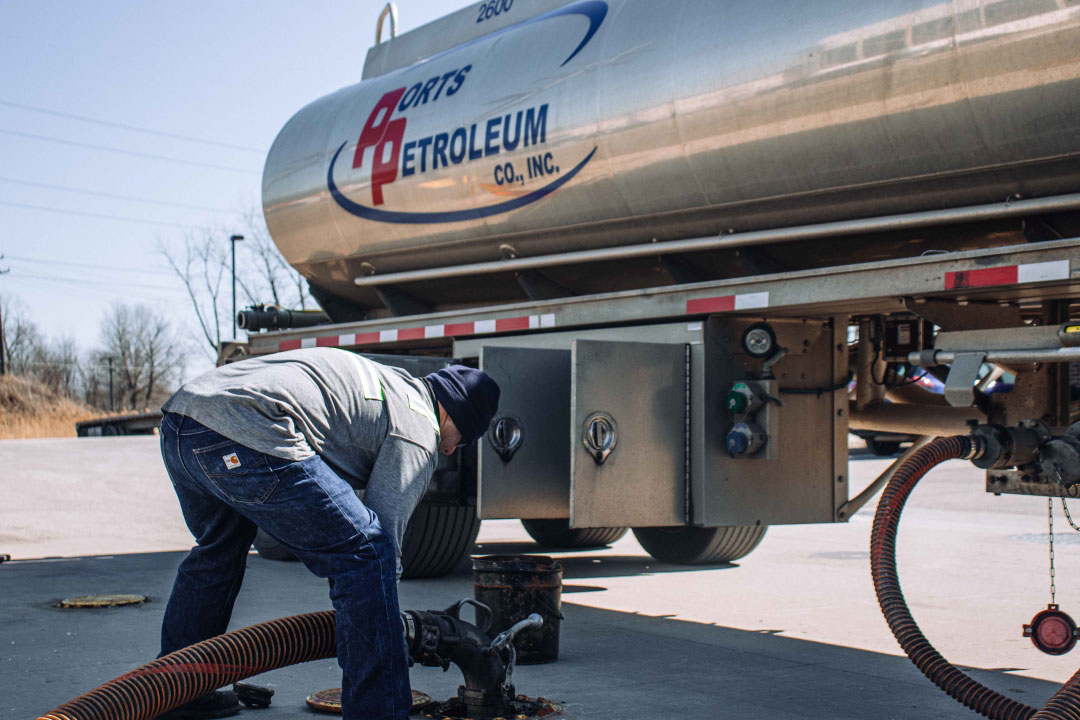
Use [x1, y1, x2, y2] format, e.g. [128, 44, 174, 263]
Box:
[0, 374, 96, 440]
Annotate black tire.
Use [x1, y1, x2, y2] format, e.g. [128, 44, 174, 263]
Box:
[868, 439, 902, 456]
[253, 529, 299, 561]
[253, 503, 480, 577]
[632, 525, 767, 564]
[400, 502, 481, 579]
[521, 519, 628, 548]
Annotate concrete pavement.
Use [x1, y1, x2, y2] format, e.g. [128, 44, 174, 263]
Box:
[4, 436, 1080, 718]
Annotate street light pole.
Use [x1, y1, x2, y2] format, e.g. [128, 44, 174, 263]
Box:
[230, 234, 244, 339]
[0, 255, 9, 376]
[107, 356, 115, 412]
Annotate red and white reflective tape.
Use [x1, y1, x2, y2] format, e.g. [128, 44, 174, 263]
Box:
[945, 260, 1070, 290]
[278, 313, 556, 352]
[686, 291, 769, 315]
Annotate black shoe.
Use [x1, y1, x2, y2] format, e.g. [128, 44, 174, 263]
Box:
[158, 690, 240, 719]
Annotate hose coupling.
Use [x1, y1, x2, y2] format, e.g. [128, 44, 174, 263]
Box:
[968, 420, 1052, 469]
[1037, 420, 1080, 487]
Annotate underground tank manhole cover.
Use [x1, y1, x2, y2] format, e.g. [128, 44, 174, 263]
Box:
[57, 594, 146, 608]
[306, 688, 431, 714]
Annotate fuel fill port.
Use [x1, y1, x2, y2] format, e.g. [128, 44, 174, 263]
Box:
[726, 421, 767, 458]
[416, 694, 563, 719]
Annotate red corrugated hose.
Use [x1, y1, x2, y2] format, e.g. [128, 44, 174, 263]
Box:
[36, 610, 336, 720]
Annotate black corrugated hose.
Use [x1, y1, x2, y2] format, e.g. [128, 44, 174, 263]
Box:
[36, 610, 337, 720]
[871, 435, 1080, 720]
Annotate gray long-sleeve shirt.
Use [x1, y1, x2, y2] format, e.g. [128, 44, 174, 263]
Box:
[162, 348, 440, 569]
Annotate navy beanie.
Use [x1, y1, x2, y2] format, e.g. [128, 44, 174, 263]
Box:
[424, 365, 501, 444]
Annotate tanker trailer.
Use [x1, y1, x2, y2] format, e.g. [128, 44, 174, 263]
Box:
[252, 0, 1080, 574]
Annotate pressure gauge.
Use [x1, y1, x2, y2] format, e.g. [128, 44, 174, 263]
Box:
[742, 322, 777, 359]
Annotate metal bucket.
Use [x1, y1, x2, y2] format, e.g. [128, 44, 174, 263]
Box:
[472, 554, 563, 664]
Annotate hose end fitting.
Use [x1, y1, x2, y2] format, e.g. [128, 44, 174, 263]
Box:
[968, 421, 1052, 469]
[1037, 420, 1080, 487]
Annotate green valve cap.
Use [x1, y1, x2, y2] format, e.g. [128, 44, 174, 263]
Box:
[726, 390, 748, 414]
[727, 383, 753, 415]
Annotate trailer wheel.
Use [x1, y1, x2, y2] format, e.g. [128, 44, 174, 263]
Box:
[252, 529, 299, 562]
[252, 503, 480, 576]
[632, 525, 767, 564]
[400, 502, 481, 579]
[521, 519, 628, 548]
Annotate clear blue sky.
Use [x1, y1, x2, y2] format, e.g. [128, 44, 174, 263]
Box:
[0, 0, 462, 379]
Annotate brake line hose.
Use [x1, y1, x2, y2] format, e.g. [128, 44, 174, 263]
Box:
[36, 610, 337, 720]
[871, 435, 1080, 720]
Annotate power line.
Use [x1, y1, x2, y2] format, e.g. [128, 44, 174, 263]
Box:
[0, 128, 260, 174]
[0, 176, 235, 213]
[0, 99, 263, 153]
[4, 275, 189, 304]
[15, 359, 182, 370]
[8, 269, 187, 293]
[4, 275, 189, 305]
[4, 254, 175, 277]
[0, 200, 205, 229]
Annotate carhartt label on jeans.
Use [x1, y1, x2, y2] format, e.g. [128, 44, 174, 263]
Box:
[222, 453, 241, 470]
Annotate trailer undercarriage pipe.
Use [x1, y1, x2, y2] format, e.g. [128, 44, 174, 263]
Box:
[848, 400, 984, 436]
[351, 192, 1080, 287]
[871, 436, 1080, 719]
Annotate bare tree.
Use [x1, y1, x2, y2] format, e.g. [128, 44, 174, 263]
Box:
[80, 353, 110, 410]
[159, 211, 317, 359]
[97, 303, 180, 410]
[1, 295, 42, 375]
[158, 229, 229, 359]
[34, 335, 79, 397]
[0, 295, 81, 400]
[236, 203, 314, 311]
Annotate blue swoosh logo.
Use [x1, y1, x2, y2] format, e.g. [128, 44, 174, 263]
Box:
[415, 0, 607, 68]
[328, 142, 597, 224]
[547, 0, 607, 66]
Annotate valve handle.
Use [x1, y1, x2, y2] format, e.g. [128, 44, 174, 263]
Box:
[488, 613, 543, 652]
[443, 598, 494, 632]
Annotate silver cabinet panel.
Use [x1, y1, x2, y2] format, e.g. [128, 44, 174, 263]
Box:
[696, 317, 847, 526]
[478, 347, 570, 519]
[570, 340, 685, 528]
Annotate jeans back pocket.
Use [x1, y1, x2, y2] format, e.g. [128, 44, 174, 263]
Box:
[192, 440, 279, 504]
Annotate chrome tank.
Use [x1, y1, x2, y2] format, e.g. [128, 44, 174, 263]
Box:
[263, 0, 1080, 312]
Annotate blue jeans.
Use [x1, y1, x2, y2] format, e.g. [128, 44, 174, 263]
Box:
[158, 412, 411, 720]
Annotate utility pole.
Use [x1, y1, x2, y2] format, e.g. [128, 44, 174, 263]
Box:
[230, 234, 244, 339]
[107, 356, 115, 412]
[0, 254, 9, 376]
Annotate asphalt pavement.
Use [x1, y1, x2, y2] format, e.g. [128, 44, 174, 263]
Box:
[4, 436, 1080, 719]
